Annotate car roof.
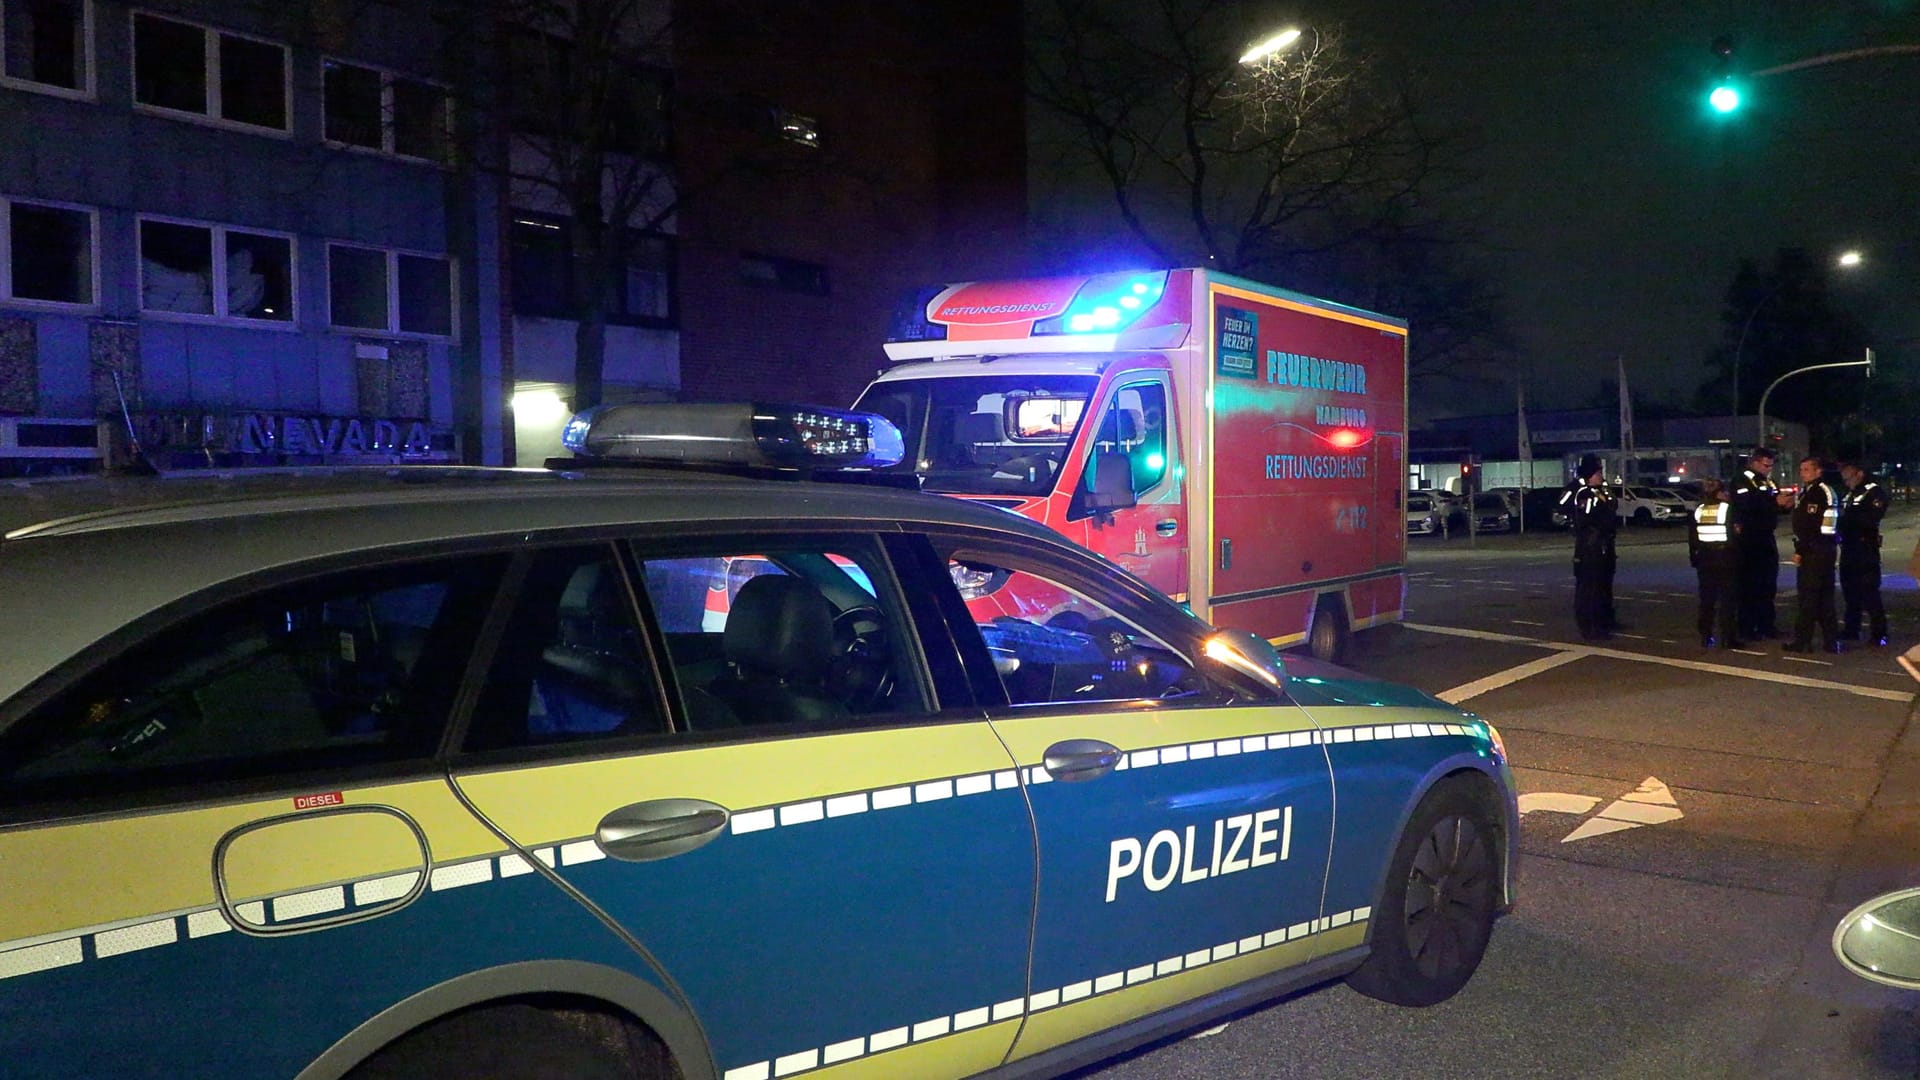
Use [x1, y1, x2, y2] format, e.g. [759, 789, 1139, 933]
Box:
[0, 464, 1066, 707]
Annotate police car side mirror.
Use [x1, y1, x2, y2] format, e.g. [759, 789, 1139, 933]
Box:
[1834, 887, 1920, 989]
[1203, 629, 1286, 690]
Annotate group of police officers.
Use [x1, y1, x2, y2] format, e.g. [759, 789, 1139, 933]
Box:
[1561, 447, 1891, 651]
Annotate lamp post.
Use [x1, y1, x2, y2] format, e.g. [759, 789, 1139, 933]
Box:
[1730, 250, 1864, 442]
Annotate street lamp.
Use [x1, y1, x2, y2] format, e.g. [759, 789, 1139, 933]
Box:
[1729, 250, 1863, 441]
[1239, 28, 1302, 65]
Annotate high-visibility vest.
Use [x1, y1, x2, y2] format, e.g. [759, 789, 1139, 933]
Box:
[1816, 482, 1839, 536]
[1693, 502, 1731, 542]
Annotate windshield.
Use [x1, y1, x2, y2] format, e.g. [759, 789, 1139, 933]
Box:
[1407, 496, 1432, 511]
[1473, 493, 1506, 510]
[855, 375, 1100, 495]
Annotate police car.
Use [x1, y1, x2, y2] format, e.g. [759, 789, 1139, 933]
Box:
[0, 403, 1516, 1080]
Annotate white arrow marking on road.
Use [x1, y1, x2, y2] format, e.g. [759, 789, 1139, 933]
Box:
[1517, 792, 1601, 815]
[1517, 777, 1683, 843]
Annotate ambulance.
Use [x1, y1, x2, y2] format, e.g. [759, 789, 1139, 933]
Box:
[854, 268, 1407, 661]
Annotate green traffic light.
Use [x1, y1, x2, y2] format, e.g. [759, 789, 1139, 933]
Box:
[1709, 84, 1740, 113]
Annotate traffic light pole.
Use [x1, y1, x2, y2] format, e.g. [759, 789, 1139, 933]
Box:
[1754, 348, 1875, 447]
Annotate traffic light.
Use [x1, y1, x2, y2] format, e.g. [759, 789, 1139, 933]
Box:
[1707, 36, 1741, 114]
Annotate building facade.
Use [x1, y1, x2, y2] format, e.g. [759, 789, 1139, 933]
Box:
[2, 1, 1028, 471]
[0, 0, 509, 471]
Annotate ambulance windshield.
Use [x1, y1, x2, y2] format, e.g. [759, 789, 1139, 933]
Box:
[854, 375, 1098, 496]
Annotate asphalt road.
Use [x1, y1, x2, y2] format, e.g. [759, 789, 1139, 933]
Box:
[1082, 509, 1920, 1079]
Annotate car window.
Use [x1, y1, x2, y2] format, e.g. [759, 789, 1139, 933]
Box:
[467, 546, 667, 751]
[1, 556, 504, 803]
[1407, 496, 1432, 511]
[944, 551, 1229, 708]
[634, 538, 932, 731]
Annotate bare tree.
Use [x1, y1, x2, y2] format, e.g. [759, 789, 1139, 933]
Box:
[1031, 1, 1443, 269]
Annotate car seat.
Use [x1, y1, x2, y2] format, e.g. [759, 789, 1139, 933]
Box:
[708, 574, 847, 725]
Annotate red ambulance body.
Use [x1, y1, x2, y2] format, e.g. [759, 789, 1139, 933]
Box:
[853, 268, 1407, 661]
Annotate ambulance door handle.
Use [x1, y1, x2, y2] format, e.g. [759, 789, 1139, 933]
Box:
[1155, 519, 1179, 537]
[1043, 739, 1122, 782]
[596, 798, 730, 862]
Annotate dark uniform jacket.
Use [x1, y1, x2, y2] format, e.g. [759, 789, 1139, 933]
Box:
[1792, 480, 1841, 557]
[1839, 478, 1889, 546]
[1729, 467, 1780, 543]
[1565, 482, 1617, 559]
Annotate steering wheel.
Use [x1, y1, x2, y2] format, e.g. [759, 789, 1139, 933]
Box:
[829, 605, 895, 711]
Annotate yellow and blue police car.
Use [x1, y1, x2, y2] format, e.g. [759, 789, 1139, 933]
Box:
[0, 403, 1516, 1080]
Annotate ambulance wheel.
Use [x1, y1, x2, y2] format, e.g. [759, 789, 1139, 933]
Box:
[1346, 779, 1499, 1007]
[347, 1003, 642, 1080]
[1308, 600, 1348, 663]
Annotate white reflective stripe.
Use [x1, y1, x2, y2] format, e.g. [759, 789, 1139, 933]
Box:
[1696, 525, 1729, 542]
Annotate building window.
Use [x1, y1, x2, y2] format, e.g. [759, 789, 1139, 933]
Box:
[137, 217, 293, 322]
[739, 252, 828, 296]
[132, 11, 288, 132]
[507, 29, 671, 157]
[323, 58, 450, 162]
[509, 214, 674, 327]
[328, 243, 453, 337]
[2, 0, 91, 96]
[2, 197, 96, 306]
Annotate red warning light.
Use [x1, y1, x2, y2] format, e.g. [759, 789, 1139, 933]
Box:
[1329, 428, 1362, 448]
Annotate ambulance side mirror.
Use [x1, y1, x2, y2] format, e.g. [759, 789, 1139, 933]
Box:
[1069, 451, 1138, 522]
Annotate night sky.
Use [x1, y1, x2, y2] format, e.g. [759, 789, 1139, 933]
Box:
[1344, 0, 1920, 412]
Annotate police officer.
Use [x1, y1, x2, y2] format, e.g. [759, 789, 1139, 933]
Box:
[1837, 460, 1889, 645]
[1562, 454, 1618, 640]
[1729, 447, 1786, 639]
[1688, 477, 1741, 648]
[1783, 455, 1842, 654]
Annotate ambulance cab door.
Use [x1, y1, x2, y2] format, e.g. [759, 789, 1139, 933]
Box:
[1068, 374, 1189, 605]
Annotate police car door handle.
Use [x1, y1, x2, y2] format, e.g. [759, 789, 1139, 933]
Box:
[595, 798, 731, 862]
[1155, 518, 1179, 537]
[1043, 739, 1123, 782]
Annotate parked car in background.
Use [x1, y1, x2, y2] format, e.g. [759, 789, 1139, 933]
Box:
[1411, 488, 1466, 530]
[1407, 493, 1446, 536]
[1614, 485, 1691, 525]
[1470, 492, 1516, 533]
[1654, 486, 1702, 513]
[1520, 487, 1572, 529]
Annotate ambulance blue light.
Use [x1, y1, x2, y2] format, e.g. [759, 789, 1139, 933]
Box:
[562, 402, 905, 469]
[1057, 272, 1168, 336]
[1146, 452, 1165, 471]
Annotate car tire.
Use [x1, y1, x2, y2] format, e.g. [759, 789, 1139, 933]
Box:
[347, 1003, 650, 1080]
[1346, 778, 1499, 1007]
[1633, 508, 1651, 524]
[1308, 598, 1349, 663]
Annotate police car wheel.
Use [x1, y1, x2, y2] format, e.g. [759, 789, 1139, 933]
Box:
[347, 1003, 639, 1080]
[1346, 780, 1498, 1007]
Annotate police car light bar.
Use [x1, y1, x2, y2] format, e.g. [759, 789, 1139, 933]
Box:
[562, 402, 906, 470]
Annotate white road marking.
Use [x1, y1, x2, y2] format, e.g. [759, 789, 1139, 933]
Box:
[1614, 633, 1648, 640]
[1733, 649, 1767, 656]
[1512, 619, 1546, 626]
[1781, 656, 1832, 666]
[1519, 778, 1683, 843]
[1518, 792, 1601, 815]
[1437, 652, 1588, 704]
[1404, 623, 1913, 702]
[1563, 777, 1683, 842]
